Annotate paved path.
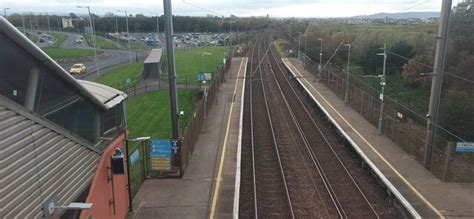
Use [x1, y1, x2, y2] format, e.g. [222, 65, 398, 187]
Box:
[128, 57, 247, 218]
[284, 58, 474, 218]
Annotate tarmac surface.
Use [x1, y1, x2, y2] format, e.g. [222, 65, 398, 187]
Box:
[128, 57, 247, 219]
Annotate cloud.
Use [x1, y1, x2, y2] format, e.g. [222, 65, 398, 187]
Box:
[2, 0, 443, 17]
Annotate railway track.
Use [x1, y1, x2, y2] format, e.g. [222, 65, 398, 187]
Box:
[239, 32, 400, 218]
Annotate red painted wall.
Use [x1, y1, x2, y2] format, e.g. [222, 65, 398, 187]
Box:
[80, 133, 129, 219]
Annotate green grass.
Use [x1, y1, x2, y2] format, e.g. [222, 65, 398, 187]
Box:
[119, 39, 148, 50]
[50, 32, 66, 47]
[351, 65, 430, 114]
[162, 46, 232, 83]
[94, 62, 144, 88]
[43, 47, 103, 59]
[27, 34, 38, 43]
[126, 89, 198, 142]
[84, 34, 120, 50]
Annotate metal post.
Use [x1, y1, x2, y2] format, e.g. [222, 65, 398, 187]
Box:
[229, 21, 232, 52]
[89, 8, 100, 77]
[77, 6, 100, 77]
[35, 14, 38, 30]
[163, 0, 181, 173]
[423, 0, 452, 168]
[297, 33, 301, 59]
[29, 14, 33, 30]
[115, 15, 120, 46]
[377, 44, 387, 135]
[125, 12, 132, 63]
[344, 44, 351, 105]
[304, 34, 307, 55]
[46, 13, 51, 33]
[21, 14, 26, 34]
[3, 8, 9, 17]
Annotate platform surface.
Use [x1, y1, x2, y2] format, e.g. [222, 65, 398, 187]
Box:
[283, 58, 474, 218]
[128, 57, 247, 219]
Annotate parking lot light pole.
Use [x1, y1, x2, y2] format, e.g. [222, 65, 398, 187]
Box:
[297, 32, 301, 59]
[77, 6, 100, 77]
[318, 37, 323, 76]
[117, 10, 132, 63]
[3, 8, 10, 18]
[115, 14, 120, 45]
[343, 43, 351, 105]
[150, 13, 160, 35]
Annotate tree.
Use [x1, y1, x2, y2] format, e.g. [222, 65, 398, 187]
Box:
[402, 55, 431, 87]
[387, 41, 413, 74]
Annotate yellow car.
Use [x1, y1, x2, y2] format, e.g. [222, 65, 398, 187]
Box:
[70, 63, 87, 74]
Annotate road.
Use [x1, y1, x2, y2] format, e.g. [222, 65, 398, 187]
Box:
[61, 32, 90, 49]
[60, 49, 148, 80]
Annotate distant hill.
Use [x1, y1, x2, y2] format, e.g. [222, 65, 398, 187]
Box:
[354, 12, 440, 19]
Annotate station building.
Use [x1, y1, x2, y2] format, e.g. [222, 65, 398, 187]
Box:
[0, 17, 130, 218]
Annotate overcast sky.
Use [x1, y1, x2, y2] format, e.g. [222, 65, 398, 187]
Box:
[0, 0, 453, 18]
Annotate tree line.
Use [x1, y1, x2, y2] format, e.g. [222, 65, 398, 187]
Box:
[5, 12, 271, 33]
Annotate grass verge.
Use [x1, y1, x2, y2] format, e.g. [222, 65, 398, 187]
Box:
[126, 89, 198, 142]
[50, 32, 66, 47]
[84, 34, 120, 50]
[162, 46, 232, 83]
[94, 62, 144, 88]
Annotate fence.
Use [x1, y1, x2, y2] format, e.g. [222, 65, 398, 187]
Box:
[180, 50, 236, 170]
[299, 53, 474, 182]
[127, 139, 149, 200]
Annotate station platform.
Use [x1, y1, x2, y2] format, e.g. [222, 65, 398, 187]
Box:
[128, 57, 247, 218]
[282, 58, 474, 218]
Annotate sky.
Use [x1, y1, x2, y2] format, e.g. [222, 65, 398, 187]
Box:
[0, 0, 450, 18]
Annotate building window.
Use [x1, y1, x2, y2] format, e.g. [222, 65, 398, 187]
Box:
[0, 34, 32, 105]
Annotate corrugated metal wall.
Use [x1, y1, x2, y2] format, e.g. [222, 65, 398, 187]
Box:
[0, 103, 100, 218]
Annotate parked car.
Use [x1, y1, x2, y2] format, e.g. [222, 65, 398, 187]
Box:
[76, 39, 83, 43]
[69, 63, 87, 74]
[38, 38, 45, 43]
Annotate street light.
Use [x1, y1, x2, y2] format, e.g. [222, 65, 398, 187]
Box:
[117, 10, 132, 63]
[343, 43, 351, 105]
[318, 37, 323, 79]
[3, 8, 10, 17]
[297, 32, 301, 59]
[201, 52, 212, 88]
[149, 13, 160, 35]
[77, 6, 100, 77]
[364, 43, 387, 135]
[115, 14, 120, 46]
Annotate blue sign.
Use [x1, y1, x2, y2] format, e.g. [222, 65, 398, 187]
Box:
[197, 73, 205, 81]
[150, 139, 172, 170]
[130, 149, 140, 166]
[456, 142, 474, 152]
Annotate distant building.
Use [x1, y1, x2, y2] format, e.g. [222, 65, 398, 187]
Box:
[61, 17, 74, 28]
[1, 17, 130, 218]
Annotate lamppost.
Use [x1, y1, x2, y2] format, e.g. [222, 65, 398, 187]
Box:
[304, 34, 307, 55]
[77, 6, 100, 77]
[201, 52, 212, 132]
[318, 37, 323, 80]
[201, 52, 212, 89]
[115, 14, 120, 46]
[364, 44, 387, 135]
[46, 13, 51, 34]
[21, 13, 26, 34]
[297, 32, 301, 59]
[343, 43, 351, 105]
[3, 8, 9, 17]
[150, 13, 160, 35]
[117, 10, 132, 63]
